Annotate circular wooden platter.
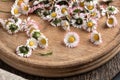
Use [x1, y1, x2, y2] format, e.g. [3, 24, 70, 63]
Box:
[0, 1, 120, 77]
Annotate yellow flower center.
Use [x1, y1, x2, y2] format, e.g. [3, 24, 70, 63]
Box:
[68, 36, 75, 43]
[87, 22, 93, 28]
[29, 41, 34, 46]
[93, 34, 99, 41]
[24, 5, 29, 11]
[79, 2, 84, 7]
[61, 8, 67, 14]
[51, 12, 57, 18]
[87, 5, 94, 10]
[14, 8, 19, 14]
[108, 18, 114, 24]
[17, 0, 24, 6]
[40, 38, 46, 45]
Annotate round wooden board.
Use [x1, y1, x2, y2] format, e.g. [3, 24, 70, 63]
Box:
[0, 0, 120, 77]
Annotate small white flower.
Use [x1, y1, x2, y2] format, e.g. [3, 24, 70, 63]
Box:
[71, 13, 85, 28]
[5, 19, 20, 34]
[38, 35, 48, 48]
[56, 5, 69, 17]
[89, 9, 101, 20]
[106, 15, 117, 28]
[50, 18, 61, 27]
[21, 3, 30, 15]
[106, 6, 119, 15]
[15, 0, 29, 6]
[16, 45, 32, 58]
[30, 30, 42, 40]
[11, 4, 21, 17]
[26, 38, 38, 50]
[61, 20, 70, 31]
[83, 19, 97, 32]
[90, 30, 102, 45]
[64, 32, 80, 48]
[46, 11, 61, 21]
[85, 1, 96, 12]
[22, 17, 39, 31]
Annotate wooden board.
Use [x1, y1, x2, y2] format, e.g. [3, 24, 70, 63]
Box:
[0, 0, 120, 77]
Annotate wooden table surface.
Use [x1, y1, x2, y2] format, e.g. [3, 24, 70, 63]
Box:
[0, 52, 120, 80]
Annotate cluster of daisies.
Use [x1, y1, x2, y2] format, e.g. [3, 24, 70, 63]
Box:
[11, 0, 30, 17]
[0, 17, 48, 57]
[29, 0, 118, 47]
[0, 0, 118, 57]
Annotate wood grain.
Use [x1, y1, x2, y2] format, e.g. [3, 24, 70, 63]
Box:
[0, 0, 120, 77]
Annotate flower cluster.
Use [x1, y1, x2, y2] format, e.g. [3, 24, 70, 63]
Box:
[29, 0, 118, 47]
[0, 17, 48, 57]
[11, 0, 30, 17]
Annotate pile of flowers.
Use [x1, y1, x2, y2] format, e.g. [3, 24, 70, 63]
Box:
[0, 0, 119, 57]
[29, 0, 118, 47]
[0, 17, 48, 57]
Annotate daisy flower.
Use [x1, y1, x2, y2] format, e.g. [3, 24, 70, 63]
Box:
[90, 30, 102, 45]
[15, 0, 29, 6]
[85, 1, 96, 12]
[70, 7, 82, 15]
[21, 3, 30, 15]
[71, 13, 85, 28]
[41, 10, 51, 20]
[61, 20, 70, 31]
[46, 11, 61, 21]
[89, 9, 101, 20]
[26, 38, 38, 50]
[50, 18, 61, 27]
[83, 18, 97, 32]
[11, 4, 21, 17]
[5, 18, 20, 34]
[64, 32, 80, 48]
[16, 45, 32, 57]
[78, 0, 85, 10]
[38, 35, 48, 48]
[106, 15, 117, 28]
[6, 23, 20, 34]
[106, 6, 119, 15]
[56, 5, 69, 17]
[22, 17, 39, 31]
[30, 30, 42, 40]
